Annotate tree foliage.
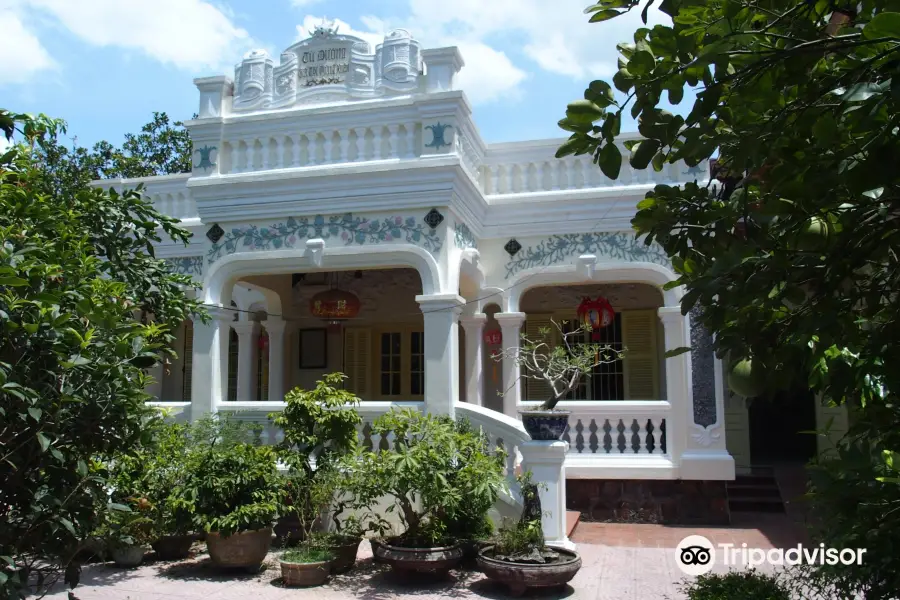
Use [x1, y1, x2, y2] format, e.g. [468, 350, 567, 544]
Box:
[0, 110, 200, 597]
[562, 1, 900, 597]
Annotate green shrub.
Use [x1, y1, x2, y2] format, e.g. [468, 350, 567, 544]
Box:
[682, 571, 791, 600]
[281, 547, 332, 564]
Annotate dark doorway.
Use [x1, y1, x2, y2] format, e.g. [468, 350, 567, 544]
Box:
[748, 387, 818, 465]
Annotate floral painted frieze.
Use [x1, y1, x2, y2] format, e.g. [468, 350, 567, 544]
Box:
[504, 232, 671, 278]
[207, 212, 443, 264]
[164, 256, 204, 277]
[453, 221, 477, 250]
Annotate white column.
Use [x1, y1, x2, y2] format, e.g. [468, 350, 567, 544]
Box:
[416, 294, 465, 417]
[495, 312, 526, 418]
[519, 440, 574, 550]
[459, 314, 487, 406]
[232, 320, 259, 402]
[404, 122, 416, 158]
[145, 362, 164, 401]
[263, 318, 288, 403]
[658, 306, 691, 470]
[190, 307, 233, 419]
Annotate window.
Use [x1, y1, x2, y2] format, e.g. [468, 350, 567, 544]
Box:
[182, 320, 193, 402]
[410, 331, 424, 395]
[380, 332, 402, 396]
[256, 331, 269, 401]
[563, 314, 625, 400]
[227, 328, 239, 401]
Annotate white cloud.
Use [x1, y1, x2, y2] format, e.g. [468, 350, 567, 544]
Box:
[20, 0, 253, 72]
[0, 9, 56, 85]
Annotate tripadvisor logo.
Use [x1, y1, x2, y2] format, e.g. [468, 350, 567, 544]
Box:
[676, 535, 867, 575]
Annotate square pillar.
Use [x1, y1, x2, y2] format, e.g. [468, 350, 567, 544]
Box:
[263, 318, 288, 403]
[459, 314, 487, 406]
[519, 440, 575, 550]
[144, 362, 164, 401]
[416, 294, 465, 417]
[231, 320, 259, 402]
[494, 312, 526, 418]
[190, 306, 233, 418]
[658, 306, 691, 469]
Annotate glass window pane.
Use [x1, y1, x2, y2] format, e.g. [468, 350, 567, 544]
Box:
[381, 374, 391, 395]
[391, 333, 401, 353]
[381, 333, 390, 353]
[392, 373, 400, 394]
[411, 375, 421, 395]
[391, 356, 400, 371]
[381, 355, 390, 371]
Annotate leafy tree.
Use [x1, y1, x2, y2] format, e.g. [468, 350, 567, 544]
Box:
[559, 1, 900, 597]
[0, 110, 201, 597]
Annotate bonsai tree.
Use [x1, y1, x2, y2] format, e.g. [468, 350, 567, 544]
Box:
[493, 319, 623, 410]
[489, 472, 555, 563]
[352, 409, 507, 547]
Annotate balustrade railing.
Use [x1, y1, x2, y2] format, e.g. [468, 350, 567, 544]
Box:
[220, 123, 420, 175]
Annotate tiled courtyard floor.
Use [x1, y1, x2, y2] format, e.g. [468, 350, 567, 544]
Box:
[43, 514, 802, 600]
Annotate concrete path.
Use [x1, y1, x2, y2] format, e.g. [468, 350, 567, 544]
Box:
[41, 514, 800, 600]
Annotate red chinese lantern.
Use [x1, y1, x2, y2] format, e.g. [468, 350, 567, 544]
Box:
[483, 329, 502, 346]
[257, 333, 269, 351]
[309, 288, 361, 324]
[576, 296, 615, 341]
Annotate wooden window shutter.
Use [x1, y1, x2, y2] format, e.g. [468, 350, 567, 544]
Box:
[622, 310, 660, 399]
[343, 327, 371, 398]
[524, 315, 556, 402]
[182, 320, 193, 402]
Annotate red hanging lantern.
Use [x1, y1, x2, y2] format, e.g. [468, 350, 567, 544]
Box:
[576, 296, 615, 341]
[309, 288, 361, 323]
[257, 333, 269, 351]
[483, 329, 502, 346]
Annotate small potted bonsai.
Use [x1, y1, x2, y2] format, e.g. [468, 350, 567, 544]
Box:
[477, 472, 581, 596]
[353, 409, 507, 577]
[493, 319, 622, 440]
[99, 499, 155, 568]
[277, 471, 336, 587]
[173, 416, 281, 572]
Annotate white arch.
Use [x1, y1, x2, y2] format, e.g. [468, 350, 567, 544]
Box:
[202, 244, 442, 307]
[237, 281, 283, 316]
[505, 261, 682, 312]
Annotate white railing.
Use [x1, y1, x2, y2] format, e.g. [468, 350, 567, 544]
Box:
[480, 146, 710, 195]
[456, 402, 529, 479]
[220, 123, 421, 175]
[149, 190, 199, 221]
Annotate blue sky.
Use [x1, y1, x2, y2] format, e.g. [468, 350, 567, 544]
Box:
[1, 0, 678, 149]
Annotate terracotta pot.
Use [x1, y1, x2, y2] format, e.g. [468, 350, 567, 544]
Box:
[327, 535, 362, 574]
[373, 538, 463, 576]
[476, 545, 582, 597]
[280, 559, 331, 587]
[519, 410, 571, 441]
[369, 538, 386, 564]
[110, 544, 145, 568]
[151, 534, 194, 560]
[206, 528, 273, 570]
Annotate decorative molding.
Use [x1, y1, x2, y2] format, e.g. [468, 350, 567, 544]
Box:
[453, 221, 477, 249]
[425, 122, 452, 149]
[164, 256, 204, 277]
[193, 145, 217, 172]
[207, 212, 443, 264]
[690, 305, 718, 428]
[691, 423, 722, 447]
[504, 232, 670, 278]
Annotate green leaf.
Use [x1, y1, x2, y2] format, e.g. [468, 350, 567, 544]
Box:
[597, 143, 622, 179]
[585, 80, 615, 107]
[665, 346, 692, 358]
[565, 99, 606, 123]
[28, 407, 42, 422]
[864, 12, 900, 40]
[556, 136, 587, 158]
[558, 118, 592, 133]
[0, 276, 28, 287]
[37, 432, 50, 452]
[589, 9, 620, 22]
[629, 139, 661, 169]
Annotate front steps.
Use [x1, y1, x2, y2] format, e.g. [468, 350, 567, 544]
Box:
[727, 470, 785, 513]
[566, 510, 581, 537]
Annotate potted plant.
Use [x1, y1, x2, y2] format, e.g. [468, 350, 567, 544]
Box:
[476, 473, 581, 596]
[143, 422, 196, 560]
[172, 416, 281, 572]
[493, 319, 622, 440]
[277, 471, 336, 587]
[98, 499, 155, 568]
[271, 373, 370, 570]
[352, 409, 507, 576]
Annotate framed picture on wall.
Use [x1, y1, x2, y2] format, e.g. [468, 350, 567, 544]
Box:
[298, 328, 327, 369]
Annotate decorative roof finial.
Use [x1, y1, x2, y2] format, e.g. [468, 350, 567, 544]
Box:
[310, 17, 338, 38]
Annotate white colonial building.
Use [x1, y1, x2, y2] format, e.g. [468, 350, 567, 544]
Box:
[97, 24, 849, 535]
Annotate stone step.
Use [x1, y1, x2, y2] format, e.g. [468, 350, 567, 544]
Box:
[566, 510, 581, 537]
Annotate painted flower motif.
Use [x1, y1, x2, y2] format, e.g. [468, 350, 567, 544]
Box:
[341, 232, 349, 240]
[359, 222, 369, 231]
[288, 235, 297, 245]
[384, 234, 392, 241]
[355, 232, 366, 244]
[406, 217, 416, 227]
[395, 216, 402, 225]
[314, 215, 325, 226]
[391, 228, 401, 238]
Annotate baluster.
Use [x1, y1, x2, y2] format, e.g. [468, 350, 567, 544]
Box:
[291, 135, 301, 167]
[490, 166, 501, 195]
[350, 127, 363, 161]
[404, 122, 416, 158]
[506, 165, 515, 193]
[574, 419, 584, 453]
[562, 425, 571, 447]
[361, 422, 374, 451]
[324, 132, 334, 165]
[387, 124, 399, 159]
[588, 418, 599, 453]
[381, 430, 393, 451]
[260, 137, 270, 170]
[338, 129, 350, 163]
[602, 419, 612, 453]
[631, 419, 642, 453]
[651, 418, 663, 454]
[549, 161, 560, 190]
[310, 133, 322, 165]
[373, 126, 384, 160]
[537, 162, 547, 191]
[245, 138, 256, 172]
[615, 419, 627, 453]
[620, 158, 633, 184]
[276, 136, 285, 169]
[230, 141, 240, 174]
